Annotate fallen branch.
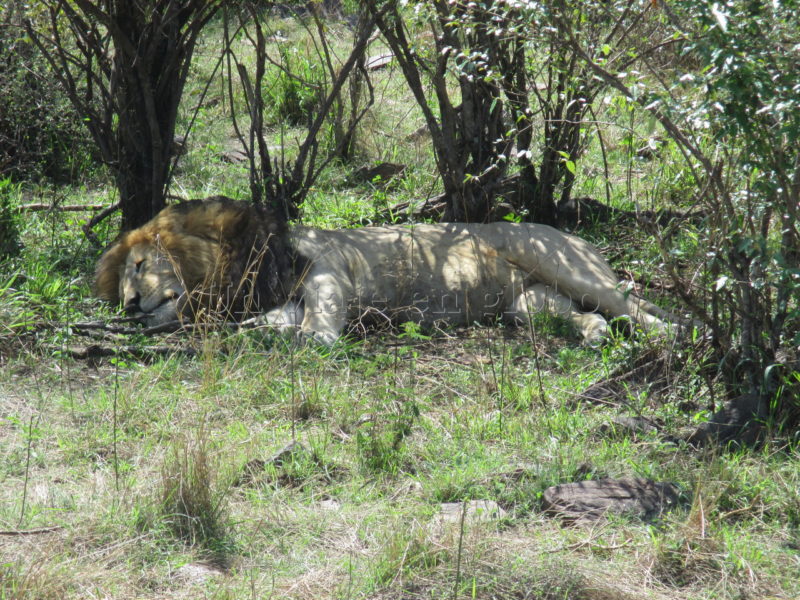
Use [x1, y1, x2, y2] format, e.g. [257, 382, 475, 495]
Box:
[574, 347, 671, 406]
[73, 319, 246, 337]
[0, 526, 63, 536]
[18, 203, 107, 212]
[52, 344, 197, 361]
[72, 321, 142, 335]
[82, 202, 120, 249]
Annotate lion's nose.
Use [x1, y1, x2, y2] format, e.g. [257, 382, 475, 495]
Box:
[123, 293, 141, 315]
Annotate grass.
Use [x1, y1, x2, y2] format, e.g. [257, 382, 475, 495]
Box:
[1, 10, 799, 600]
[2, 323, 798, 599]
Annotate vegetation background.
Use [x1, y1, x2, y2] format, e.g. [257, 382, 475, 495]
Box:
[1, 1, 798, 598]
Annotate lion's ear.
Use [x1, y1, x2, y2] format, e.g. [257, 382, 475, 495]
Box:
[94, 239, 131, 304]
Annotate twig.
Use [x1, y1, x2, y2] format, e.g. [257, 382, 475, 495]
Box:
[72, 319, 246, 337]
[543, 538, 635, 553]
[19, 415, 35, 527]
[82, 202, 120, 248]
[0, 526, 63, 536]
[54, 345, 197, 360]
[18, 204, 108, 212]
[72, 321, 142, 335]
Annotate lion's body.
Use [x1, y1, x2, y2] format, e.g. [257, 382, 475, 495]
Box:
[95, 197, 672, 343]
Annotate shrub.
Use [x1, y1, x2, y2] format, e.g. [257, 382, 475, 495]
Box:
[0, 177, 22, 260]
[0, 7, 94, 182]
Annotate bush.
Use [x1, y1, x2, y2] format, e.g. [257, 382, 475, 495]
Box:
[266, 46, 323, 126]
[0, 177, 22, 260]
[0, 6, 95, 182]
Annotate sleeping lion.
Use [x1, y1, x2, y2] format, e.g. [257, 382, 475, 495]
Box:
[95, 196, 675, 344]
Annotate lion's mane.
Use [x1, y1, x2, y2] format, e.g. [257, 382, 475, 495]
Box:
[95, 196, 302, 319]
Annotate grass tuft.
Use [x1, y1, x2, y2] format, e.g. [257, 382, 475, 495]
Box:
[158, 425, 231, 555]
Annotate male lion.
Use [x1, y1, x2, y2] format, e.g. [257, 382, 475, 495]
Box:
[95, 196, 675, 344]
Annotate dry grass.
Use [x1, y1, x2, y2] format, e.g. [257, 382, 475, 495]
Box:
[1, 329, 797, 600]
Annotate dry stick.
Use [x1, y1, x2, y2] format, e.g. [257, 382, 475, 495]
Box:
[484, 327, 503, 433]
[500, 332, 507, 432]
[452, 500, 467, 600]
[19, 415, 35, 527]
[523, 298, 548, 410]
[290, 340, 297, 444]
[18, 204, 107, 212]
[0, 526, 63, 536]
[112, 357, 120, 492]
[82, 202, 120, 248]
[57, 345, 197, 360]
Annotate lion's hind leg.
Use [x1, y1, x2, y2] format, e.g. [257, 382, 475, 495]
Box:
[616, 287, 674, 337]
[510, 283, 608, 344]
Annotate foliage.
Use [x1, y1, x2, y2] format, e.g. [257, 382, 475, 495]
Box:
[554, 0, 800, 432]
[366, 0, 661, 223]
[664, 0, 800, 423]
[0, 3, 93, 182]
[224, 3, 375, 219]
[357, 395, 419, 474]
[25, 0, 224, 231]
[3, 6, 800, 598]
[0, 178, 22, 260]
[159, 428, 230, 552]
[266, 45, 324, 126]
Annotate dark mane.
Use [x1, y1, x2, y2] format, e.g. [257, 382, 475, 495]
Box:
[198, 196, 306, 316]
[94, 196, 306, 320]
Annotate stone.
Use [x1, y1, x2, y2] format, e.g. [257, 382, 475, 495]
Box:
[174, 562, 224, 584]
[219, 149, 248, 164]
[428, 500, 507, 541]
[366, 53, 394, 70]
[437, 500, 507, 525]
[236, 441, 307, 485]
[268, 441, 307, 466]
[599, 416, 660, 439]
[354, 162, 406, 184]
[542, 477, 680, 523]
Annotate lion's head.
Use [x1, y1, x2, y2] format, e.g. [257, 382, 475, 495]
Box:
[95, 196, 301, 326]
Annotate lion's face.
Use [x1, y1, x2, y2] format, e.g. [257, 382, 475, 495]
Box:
[119, 243, 187, 326]
[95, 197, 298, 327]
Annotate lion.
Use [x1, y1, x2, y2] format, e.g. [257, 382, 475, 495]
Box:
[95, 196, 676, 344]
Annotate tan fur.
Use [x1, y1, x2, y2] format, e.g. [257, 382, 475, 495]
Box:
[96, 197, 676, 342]
[95, 197, 296, 325]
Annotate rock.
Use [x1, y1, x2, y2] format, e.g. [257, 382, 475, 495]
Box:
[174, 562, 224, 584]
[318, 498, 341, 511]
[366, 53, 393, 70]
[635, 136, 666, 160]
[269, 441, 307, 466]
[599, 416, 659, 439]
[353, 162, 406, 184]
[170, 135, 188, 157]
[685, 394, 765, 448]
[219, 148, 248, 164]
[429, 500, 507, 538]
[236, 441, 307, 485]
[542, 477, 680, 523]
[437, 500, 507, 525]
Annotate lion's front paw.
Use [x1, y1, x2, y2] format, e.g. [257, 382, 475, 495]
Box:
[299, 328, 339, 347]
